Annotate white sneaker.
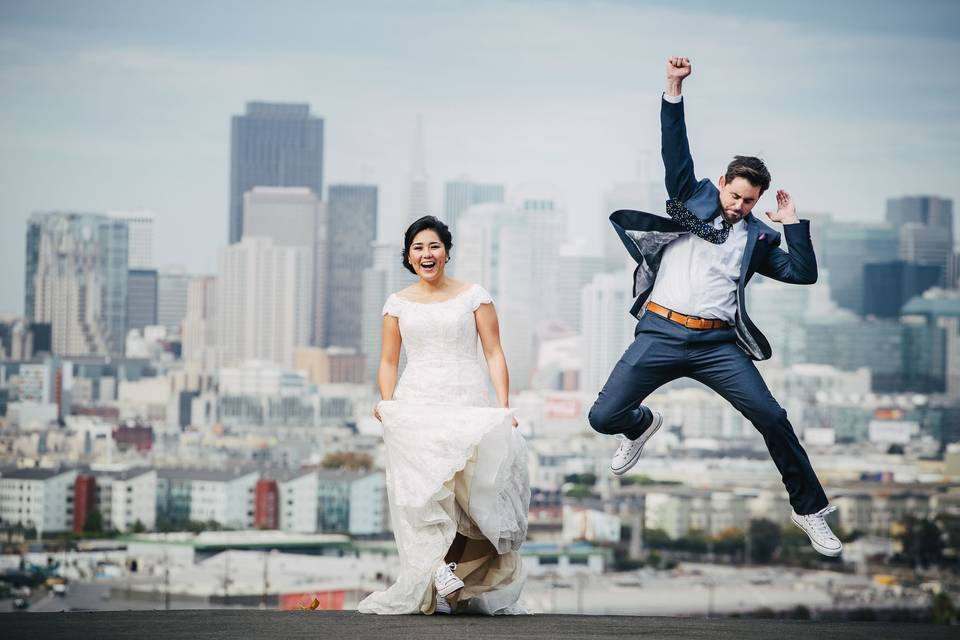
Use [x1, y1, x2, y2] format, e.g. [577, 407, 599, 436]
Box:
[435, 595, 452, 614]
[610, 411, 663, 476]
[791, 505, 843, 557]
[434, 562, 464, 597]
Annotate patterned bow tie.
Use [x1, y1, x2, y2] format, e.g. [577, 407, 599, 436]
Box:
[665, 199, 731, 244]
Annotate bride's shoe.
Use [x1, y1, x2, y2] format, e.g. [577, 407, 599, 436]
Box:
[434, 562, 464, 597]
[435, 595, 453, 614]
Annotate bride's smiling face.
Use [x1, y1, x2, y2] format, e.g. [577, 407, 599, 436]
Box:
[408, 229, 448, 282]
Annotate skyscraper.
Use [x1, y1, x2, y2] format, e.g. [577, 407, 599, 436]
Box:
[886, 196, 954, 287]
[443, 180, 505, 240]
[601, 151, 668, 272]
[326, 185, 378, 349]
[126, 269, 158, 333]
[580, 271, 636, 396]
[819, 222, 899, 314]
[243, 186, 327, 345]
[229, 102, 324, 244]
[157, 272, 191, 334]
[109, 210, 155, 269]
[457, 200, 565, 390]
[407, 114, 429, 222]
[182, 275, 217, 370]
[361, 242, 416, 386]
[217, 237, 312, 368]
[862, 261, 943, 318]
[558, 245, 607, 332]
[25, 212, 128, 356]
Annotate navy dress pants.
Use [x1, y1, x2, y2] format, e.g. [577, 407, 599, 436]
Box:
[588, 311, 828, 516]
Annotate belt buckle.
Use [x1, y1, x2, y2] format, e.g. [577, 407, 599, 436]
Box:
[684, 316, 699, 329]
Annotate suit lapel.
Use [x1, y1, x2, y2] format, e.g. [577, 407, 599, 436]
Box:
[740, 215, 760, 283]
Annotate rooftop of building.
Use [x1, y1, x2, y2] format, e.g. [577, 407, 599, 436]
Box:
[4, 611, 954, 640]
[0, 466, 76, 480]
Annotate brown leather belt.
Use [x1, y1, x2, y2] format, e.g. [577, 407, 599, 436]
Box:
[646, 301, 732, 330]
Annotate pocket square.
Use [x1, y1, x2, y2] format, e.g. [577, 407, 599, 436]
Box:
[759, 233, 766, 240]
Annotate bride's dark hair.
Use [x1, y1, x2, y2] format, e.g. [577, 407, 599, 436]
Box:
[402, 215, 453, 275]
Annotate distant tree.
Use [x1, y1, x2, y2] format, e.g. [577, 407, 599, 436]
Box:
[83, 511, 103, 535]
[713, 527, 745, 555]
[131, 519, 146, 534]
[563, 473, 597, 486]
[895, 515, 944, 568]
[931, 592, 957, 625]
[321, 451, 374, 471]
[563, 485, 595, 499]
[643, 528, 671, 549]
[789, 605, 811, 620]
[749, 519, 780, 563]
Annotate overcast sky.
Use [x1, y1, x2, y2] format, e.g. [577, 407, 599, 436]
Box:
[1, 0, 958, 315]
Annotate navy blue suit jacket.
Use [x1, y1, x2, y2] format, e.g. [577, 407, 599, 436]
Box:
[609, 97, 818, 361]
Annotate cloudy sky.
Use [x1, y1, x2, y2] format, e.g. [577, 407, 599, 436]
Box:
[1, 0, 958, 315]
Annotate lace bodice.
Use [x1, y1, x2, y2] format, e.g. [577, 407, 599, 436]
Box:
[383, 283, 494, 406]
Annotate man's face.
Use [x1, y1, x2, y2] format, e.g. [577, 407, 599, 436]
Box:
[717, 175, 762, 224]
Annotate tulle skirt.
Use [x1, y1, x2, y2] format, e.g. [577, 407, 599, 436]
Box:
[357, 400, 530, 615]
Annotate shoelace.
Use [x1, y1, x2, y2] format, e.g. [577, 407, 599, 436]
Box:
[804, 505, 837, 536]
[440, 562, 457, 576]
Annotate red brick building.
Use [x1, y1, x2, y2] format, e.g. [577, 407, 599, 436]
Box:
[254, 479, 279, 529]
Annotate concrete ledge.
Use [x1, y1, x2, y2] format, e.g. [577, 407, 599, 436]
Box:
[3, 610, 956, 640]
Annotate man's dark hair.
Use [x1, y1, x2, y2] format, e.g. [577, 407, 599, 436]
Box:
[725, 155, 771, 193]
[401, 215, 453, 275]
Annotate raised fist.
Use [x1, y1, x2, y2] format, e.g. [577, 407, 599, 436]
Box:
[667, 56, 692, 80]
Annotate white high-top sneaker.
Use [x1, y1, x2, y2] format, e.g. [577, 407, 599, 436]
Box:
[434, 562, 464, 597]
[435, 595, 453, 614]
[791, 505, 843, 557]
[610, 411, 663, 476]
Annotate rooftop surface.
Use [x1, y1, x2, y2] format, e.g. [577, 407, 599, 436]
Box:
[4, 610, 955, 640]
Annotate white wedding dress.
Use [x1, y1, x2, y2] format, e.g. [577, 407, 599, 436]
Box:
[357, 283, 530, 615]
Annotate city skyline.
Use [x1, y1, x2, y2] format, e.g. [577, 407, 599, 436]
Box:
[1, 1, 959, 316]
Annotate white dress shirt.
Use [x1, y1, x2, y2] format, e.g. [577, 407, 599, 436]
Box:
[649, 91, 748, 323]
[648, 215, 747, 323]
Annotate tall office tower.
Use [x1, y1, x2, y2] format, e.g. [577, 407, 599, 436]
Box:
[361, 242, 417, 385]
[25, 212, 128, 356]
[217, 237, 312, 368]
[443, 180, 505, 240]
[601, 151, 668, 272]
[407, 114, 429, 222]
[326, 185, 377, 349]
[886, 196, 954, 287]
[126, 269, 158, 333]
[109, 210, 155, 269]
[862, 261, 943, 318]
[182, 275, 217, 370]
[157, 272, 190, 334]
[243, 186, 326, 345]
[580, 271, 636, 396]
[558, 245, 607, 332]
[456, 201, 565, 390]
[902, 290, 960, 399]
[228, 102, 324, 244]
[886, 195, 953, 228]
[819, 222, 899, 314]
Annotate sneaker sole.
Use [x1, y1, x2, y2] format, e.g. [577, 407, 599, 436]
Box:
[790, 515, 843, 557]
[437, 578, 464, 597]
[611, 412, 663, 476]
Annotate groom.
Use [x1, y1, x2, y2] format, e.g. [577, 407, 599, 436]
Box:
[588, 56, 841, 557]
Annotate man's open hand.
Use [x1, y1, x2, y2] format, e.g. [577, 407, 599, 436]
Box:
[765, 190, 800, 225]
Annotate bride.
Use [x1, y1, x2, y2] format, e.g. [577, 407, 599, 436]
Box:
[358, 215, 530, 616]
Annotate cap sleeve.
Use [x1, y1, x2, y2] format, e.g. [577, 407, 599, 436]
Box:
[382, 294, 402, 318]
[470, 284, 494, 311]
